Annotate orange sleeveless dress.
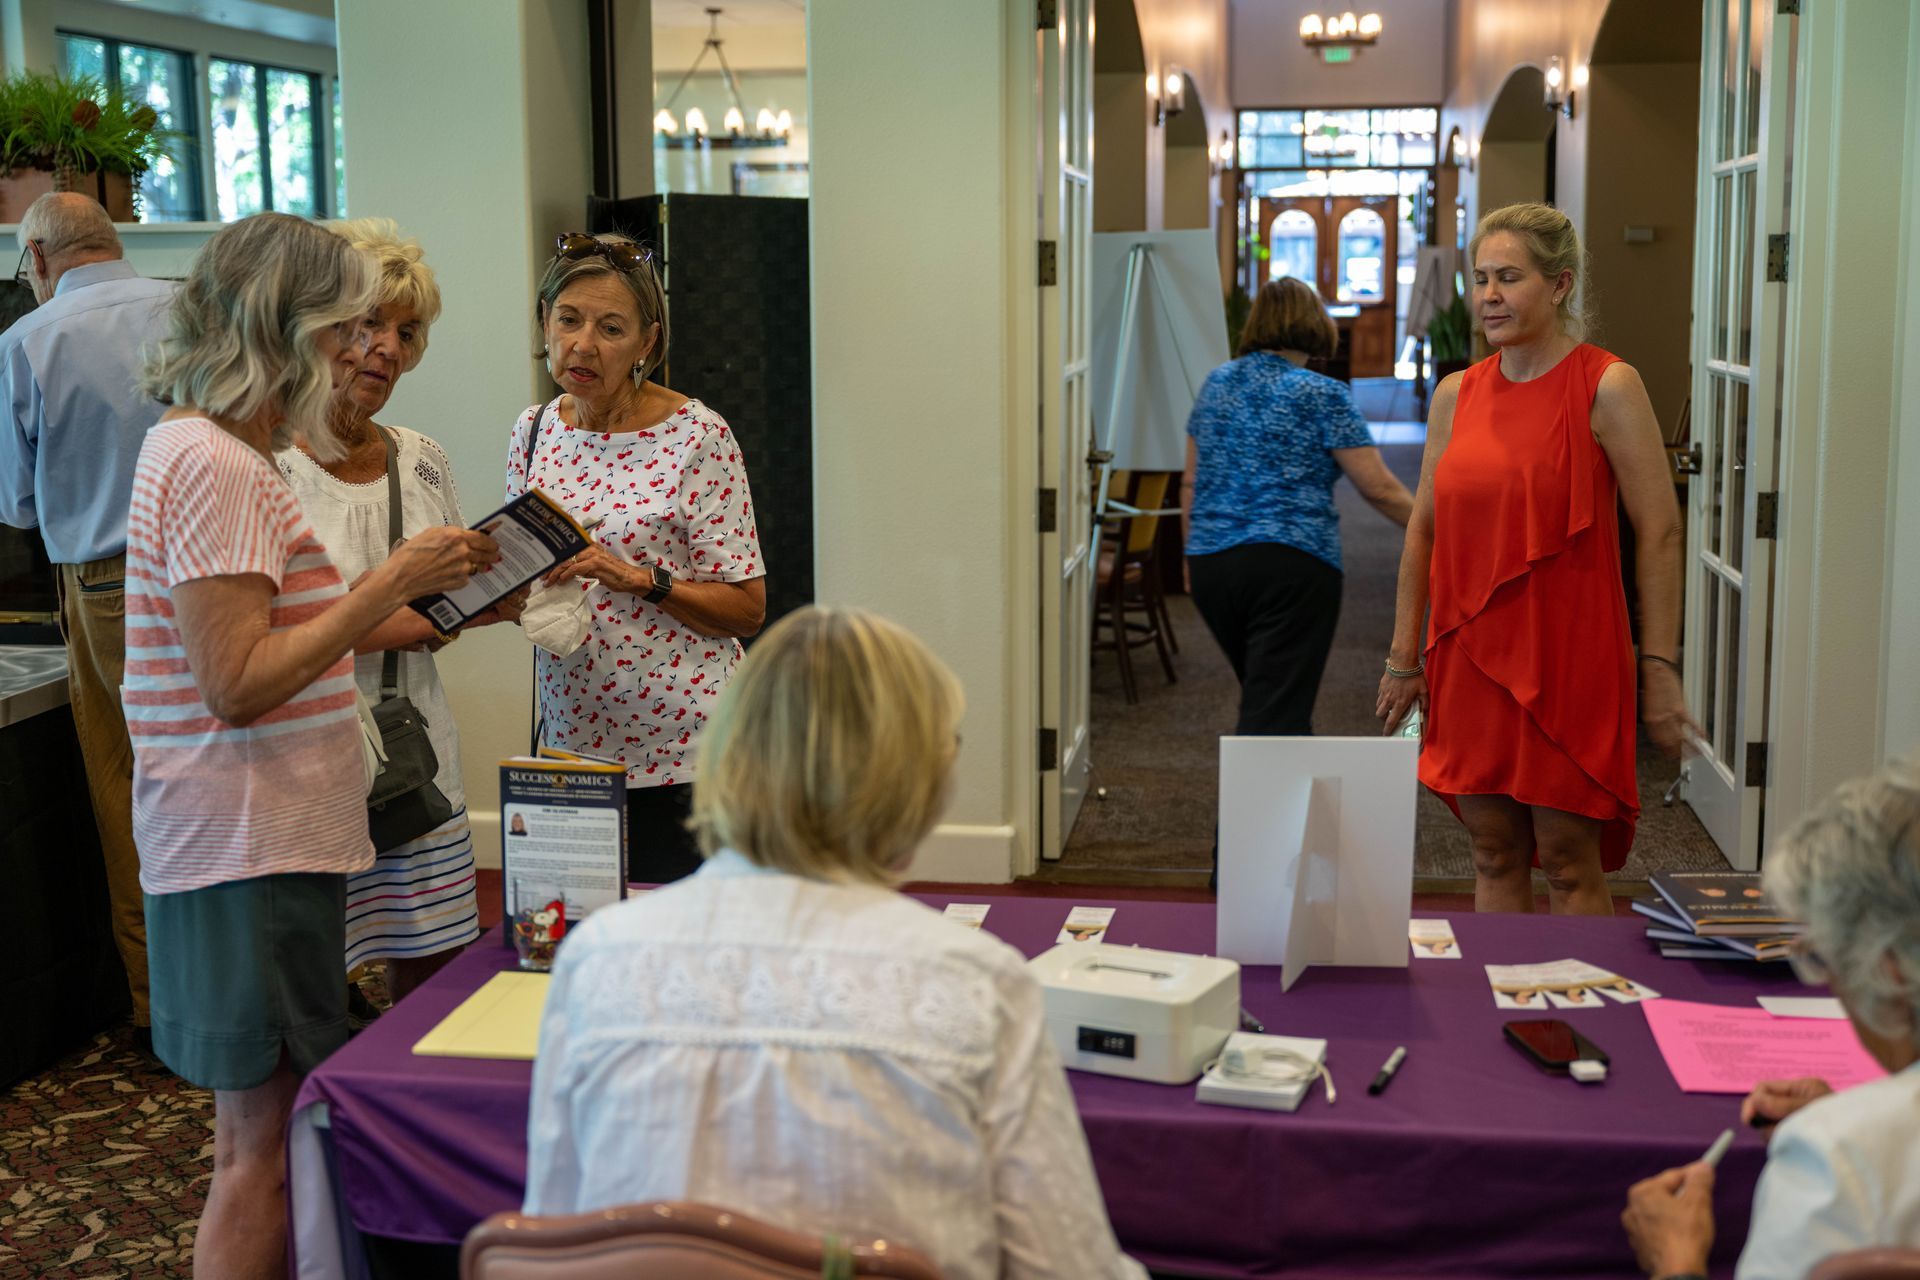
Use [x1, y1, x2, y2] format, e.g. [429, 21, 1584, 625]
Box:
[1420, 344, 1639, 870]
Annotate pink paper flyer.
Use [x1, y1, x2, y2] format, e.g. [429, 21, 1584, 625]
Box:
[1642, 998, 1886, 1094]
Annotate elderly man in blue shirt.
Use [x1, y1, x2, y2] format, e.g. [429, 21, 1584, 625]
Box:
[1, 193, 176, 1041]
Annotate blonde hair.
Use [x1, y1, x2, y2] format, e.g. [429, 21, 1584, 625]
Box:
[1470, 202, 1589, 339]
[1238, 276, 1339, 359]
[329, 216, 442, 371]
[141, 213, 376, 461]
[690, 606, 965, 885]
[534, 233, 669, 384]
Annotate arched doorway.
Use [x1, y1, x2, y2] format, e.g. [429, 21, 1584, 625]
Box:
[1254, 191, 1399, 376]
[1092, 0, 1147, 232]
[1478, 65, 1554, 217]
[1584, 0, 1702, 428]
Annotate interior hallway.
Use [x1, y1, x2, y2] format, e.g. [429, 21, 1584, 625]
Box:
[1050, 380, 1731, 889]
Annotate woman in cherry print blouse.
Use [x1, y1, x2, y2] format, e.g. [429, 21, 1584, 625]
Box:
[507, 233, 765, 883]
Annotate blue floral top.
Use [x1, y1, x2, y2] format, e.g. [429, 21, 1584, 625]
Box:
[1184, 354, 1373, 570]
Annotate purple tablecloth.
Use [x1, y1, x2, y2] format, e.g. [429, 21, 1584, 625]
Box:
[293, 898, 1804, 1279]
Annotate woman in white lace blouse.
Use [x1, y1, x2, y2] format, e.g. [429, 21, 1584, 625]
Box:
[525, 606, 1145, 1280]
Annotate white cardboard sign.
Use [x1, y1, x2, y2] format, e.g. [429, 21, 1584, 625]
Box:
[1216, 737, 1418, 990]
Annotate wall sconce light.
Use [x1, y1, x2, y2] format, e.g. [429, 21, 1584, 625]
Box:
[1446, 127, 1473, 172]
[1209, 129, 1233, 175]
[1544, 55, 1578, 119]
[1148, 67, 1188, 128]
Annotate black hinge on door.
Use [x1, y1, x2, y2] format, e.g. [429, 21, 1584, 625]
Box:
[1765, 234, 1790, 283]
[1038, 240, 1058, 287]
[1746, 742, 1769, 788]
[1777, 0, 1799, 15]
[1038, 488, 1058, 533]
[1037, 0, 1058, 29]
[1038, 728, 1059, 771]
[1754, 491, 1779, 539]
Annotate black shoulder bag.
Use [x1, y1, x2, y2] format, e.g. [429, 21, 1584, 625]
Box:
[366, 426, 457, 848]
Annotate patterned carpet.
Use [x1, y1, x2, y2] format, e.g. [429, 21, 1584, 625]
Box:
[0, 1026, 207, 1278]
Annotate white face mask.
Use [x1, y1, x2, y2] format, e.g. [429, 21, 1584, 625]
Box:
[520, 578, 595, 658]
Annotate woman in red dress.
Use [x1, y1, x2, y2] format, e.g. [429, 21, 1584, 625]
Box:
[1377, 203, 1694, 915]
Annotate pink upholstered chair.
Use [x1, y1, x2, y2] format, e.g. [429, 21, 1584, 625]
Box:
[1810, 1250, 1920, 1280]
[460, 1200, 943, 1280]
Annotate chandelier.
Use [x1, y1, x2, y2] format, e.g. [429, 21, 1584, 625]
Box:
[1299, 11, 1383, 63]
[653, 7, 792, 149]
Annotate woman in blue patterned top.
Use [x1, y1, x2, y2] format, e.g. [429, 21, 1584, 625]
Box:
[1184, 277, 1413, 735]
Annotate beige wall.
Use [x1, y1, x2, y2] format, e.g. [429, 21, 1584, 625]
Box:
[1094, 71, 1149, 231]
[1231, 0, 1448, 108]
[336, 0, 593, 865]
[1887, 14, 1920, 759]
[1584, 61, 1698, 429]
[1445, 0, 1610, 244]
[1135, 0, 1230, 234]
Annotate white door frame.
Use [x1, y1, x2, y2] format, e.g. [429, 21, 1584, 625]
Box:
[1033, 0, 1096, 866]
[1679, 0, 1793, 870]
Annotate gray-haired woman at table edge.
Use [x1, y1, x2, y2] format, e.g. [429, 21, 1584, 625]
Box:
[1621, 753, 1920, 1280]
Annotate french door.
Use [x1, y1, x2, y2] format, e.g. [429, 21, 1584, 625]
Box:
[1036, 0, 1094, 859]
[1682, 0, 1794, 868]
[1257, 195, 1398, 378]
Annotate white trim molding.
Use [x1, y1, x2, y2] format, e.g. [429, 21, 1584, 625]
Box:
[1769, 0, 1916, 833]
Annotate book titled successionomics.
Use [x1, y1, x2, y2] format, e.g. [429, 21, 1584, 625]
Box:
[408, 489, 591, 634]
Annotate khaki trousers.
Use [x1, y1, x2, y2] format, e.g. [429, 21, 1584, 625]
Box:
[55, 554, 149, 1026]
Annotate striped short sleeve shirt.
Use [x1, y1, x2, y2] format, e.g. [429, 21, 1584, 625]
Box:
[123, 418, 373, 894]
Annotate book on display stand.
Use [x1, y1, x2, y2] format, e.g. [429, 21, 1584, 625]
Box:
[498, 748, 627, 949]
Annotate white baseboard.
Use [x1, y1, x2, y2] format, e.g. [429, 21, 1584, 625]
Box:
[904, 823, 1017, 884]
[470, 809, 502, 870]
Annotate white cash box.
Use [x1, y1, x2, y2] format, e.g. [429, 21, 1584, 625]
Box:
[1028, 943, 1240, 1084]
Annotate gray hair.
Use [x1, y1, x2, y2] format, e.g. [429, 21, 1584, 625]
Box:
[534, 233, 668, 383]
[141, 213, 376, 462]
[19, 192, 121, 259]
[327, 216, 442, 371]
[1764, 753, 1920, 1040]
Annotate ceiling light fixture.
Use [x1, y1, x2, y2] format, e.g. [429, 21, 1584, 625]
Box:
[1299, 11, 1382, 63]
[654, 7, 791, 148]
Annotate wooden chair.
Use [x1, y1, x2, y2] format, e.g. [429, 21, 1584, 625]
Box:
[1093, 470, 1179, 704]
[461, 1200, 943, 1280]
[1809, 1250, 1920, 1280]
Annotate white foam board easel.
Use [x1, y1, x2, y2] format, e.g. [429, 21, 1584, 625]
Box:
[1216, 737, 1418, 990]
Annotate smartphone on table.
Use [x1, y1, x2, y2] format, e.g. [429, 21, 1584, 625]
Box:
[1503, 1019, 1609, 1075]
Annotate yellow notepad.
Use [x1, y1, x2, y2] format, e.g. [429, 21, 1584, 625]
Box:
[411, 971, 551, 1060]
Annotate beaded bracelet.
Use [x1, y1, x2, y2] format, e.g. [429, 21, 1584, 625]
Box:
[1384, 658, 1424, 679]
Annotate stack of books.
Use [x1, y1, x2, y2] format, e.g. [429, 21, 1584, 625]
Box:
[1633, 871, 1801, 963]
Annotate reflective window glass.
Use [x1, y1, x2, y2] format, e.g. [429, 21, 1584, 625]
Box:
[1336, 207, 1386, 301]
[1269, 209, 1318, 284]
[210, 59, 264, 219]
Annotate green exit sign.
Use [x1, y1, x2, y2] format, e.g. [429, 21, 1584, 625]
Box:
[1323, 46, 1355, 64]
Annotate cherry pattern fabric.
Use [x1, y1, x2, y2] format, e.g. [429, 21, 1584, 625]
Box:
[506, 396, 762, 788]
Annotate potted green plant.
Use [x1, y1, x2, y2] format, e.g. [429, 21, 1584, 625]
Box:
[1427, 291, 1473, 395]
[0, 71, 175, 222]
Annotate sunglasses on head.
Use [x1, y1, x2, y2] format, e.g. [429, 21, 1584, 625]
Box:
[555, 232, 652, 273]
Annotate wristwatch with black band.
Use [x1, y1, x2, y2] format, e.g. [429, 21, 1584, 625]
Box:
[642, 564, 674, 604]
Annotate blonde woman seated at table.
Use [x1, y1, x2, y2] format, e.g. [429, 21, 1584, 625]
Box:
[1622, 753, 1920, 1280]
[524, 605, 1146, 1280]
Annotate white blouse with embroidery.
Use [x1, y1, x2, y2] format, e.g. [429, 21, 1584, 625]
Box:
[524, 851, 1147, 1280]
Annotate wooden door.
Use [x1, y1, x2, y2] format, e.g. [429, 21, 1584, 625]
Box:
[1255, 195, 1397, 377]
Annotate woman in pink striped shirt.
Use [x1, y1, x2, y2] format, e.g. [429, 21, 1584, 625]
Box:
[125, 213, 498, 1280]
